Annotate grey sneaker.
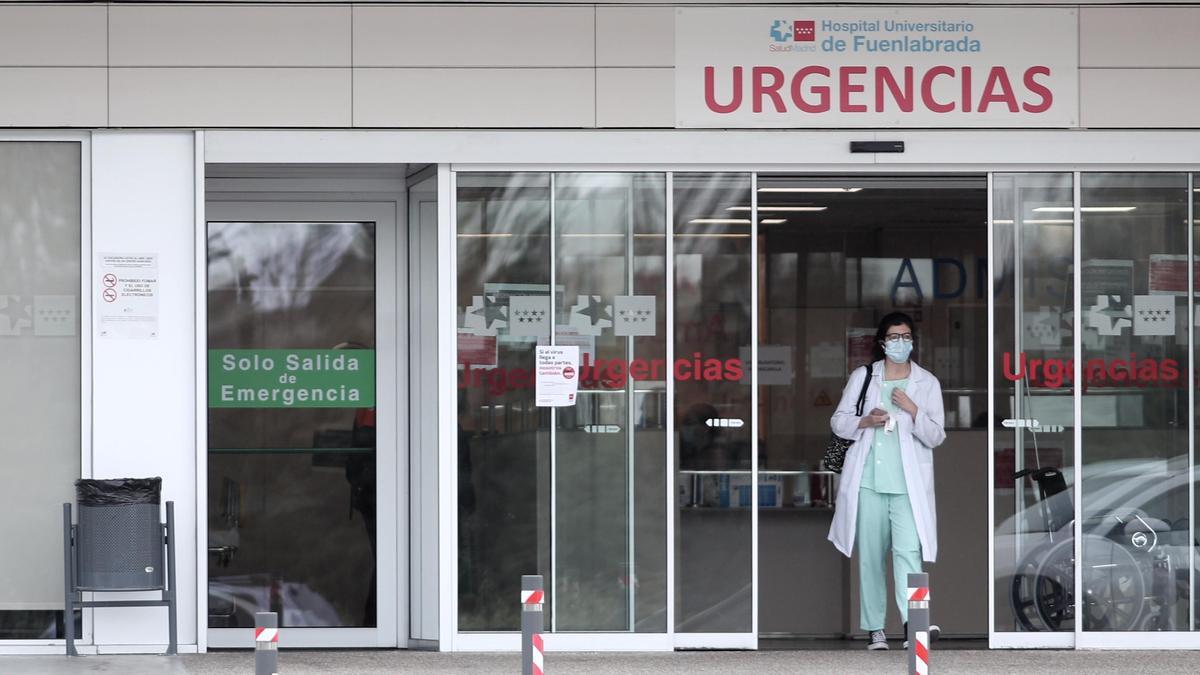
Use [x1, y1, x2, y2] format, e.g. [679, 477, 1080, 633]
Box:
[903, 623, 940, 649]
[867, 629, 889, 650]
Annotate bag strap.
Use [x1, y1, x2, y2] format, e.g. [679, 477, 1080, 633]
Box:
[853, 364, 873, 416]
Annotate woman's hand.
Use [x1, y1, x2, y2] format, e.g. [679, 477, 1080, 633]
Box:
[892, 388, 918, 417]
[857, 408, 890, 429]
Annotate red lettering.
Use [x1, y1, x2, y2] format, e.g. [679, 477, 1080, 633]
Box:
[920, 66, 956, 113]
[630, 359, 650, 381]
[487, 369, 507, 395]
[839, 66, 868, 112]
[605, 360, 628, 388]
[752, 66, 787, 113]
[459, 362, 471, 388]
[1162, 359, 1180, 383]
[1022, 66, 1053, 113]
[725, 359, 744, 381]
[510, 368, 528, 389]
[651, 358, 665, 381]
[704, 66, 742, 114]
[791, 66, 831, 113]
[674, 358, 692, 381]
[1137, 359, 1158, 383]
[979, 67, 1018, 113]
[961, 66, 973, 113]
[1109, 360, 1128, 382]
[702, 358, 725, 381]
[875, 66, 914, 112]
[1002, 352, 1026, 381]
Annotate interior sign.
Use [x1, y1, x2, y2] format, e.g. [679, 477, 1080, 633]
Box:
[209, 349, 375, 408]
[675, 8, 1078, 128]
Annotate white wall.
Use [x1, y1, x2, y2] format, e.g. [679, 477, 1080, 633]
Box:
[2, 3, 1200, 129]
[90, 131, 198, 652]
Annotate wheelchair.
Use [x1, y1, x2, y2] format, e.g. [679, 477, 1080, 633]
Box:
[1008, 466, 1191, 632]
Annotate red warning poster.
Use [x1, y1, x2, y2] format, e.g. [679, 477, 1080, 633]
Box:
[1149, 254, 1200, 296]
[847, 328, 875, 374]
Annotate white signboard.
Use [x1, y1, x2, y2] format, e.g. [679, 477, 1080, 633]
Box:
[97, 253, 159, 339]
[676, 7, 1078, 128]
[535, 345, 580, 407]
[739, 345, 795, 385]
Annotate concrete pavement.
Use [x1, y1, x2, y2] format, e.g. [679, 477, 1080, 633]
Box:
[3, 649, 1200, 674]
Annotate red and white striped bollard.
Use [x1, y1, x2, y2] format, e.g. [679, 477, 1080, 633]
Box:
[906, 573, 930, 675]
[255, 611, 279, 675]
[521, 575, 545, 675]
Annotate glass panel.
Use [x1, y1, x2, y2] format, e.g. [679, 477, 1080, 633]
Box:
[674, 173, 753, 633]
[757, 175, 987, 637]
[1194, 178, 1200, 636]
[0, 142, 81, 639]
[207, 221, 377, 628]
[1080, 173, 1189, 632]
[992, 173, 1076, 633]
[553, 173, 667, 632]
[456, 173, 551, 631]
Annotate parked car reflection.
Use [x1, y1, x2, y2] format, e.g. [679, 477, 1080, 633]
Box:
[208, 575, 342, 628]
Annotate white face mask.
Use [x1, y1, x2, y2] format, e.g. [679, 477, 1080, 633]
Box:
[884, 339, 913, 364]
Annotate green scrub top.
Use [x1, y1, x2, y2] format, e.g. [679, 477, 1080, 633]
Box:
[860, 378, 909, 495]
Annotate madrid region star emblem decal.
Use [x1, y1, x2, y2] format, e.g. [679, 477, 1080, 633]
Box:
[1087, 294, 1132, 336]
[463, 294, 507, 336]
[614, 295, 656, 337]
[569, 294, 613, 336]
[1133, 295, 1175, 337]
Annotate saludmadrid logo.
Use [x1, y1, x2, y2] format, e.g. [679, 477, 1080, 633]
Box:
[770, 20, 818, 51]
[768, 19, 816, 43]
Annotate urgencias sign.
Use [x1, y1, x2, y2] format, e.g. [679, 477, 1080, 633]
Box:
[675, 8, 1079, 128]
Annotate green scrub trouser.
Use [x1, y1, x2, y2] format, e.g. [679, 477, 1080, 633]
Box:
[857, 486, 922, 632]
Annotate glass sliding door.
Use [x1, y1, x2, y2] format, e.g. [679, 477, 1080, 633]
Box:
[456, 173, 552, 632]
[992, 172, 1200, 648]
[455, 172, 669, 640]
[757, 175, 988, 639]
[991, 174, 1077, 642]
[553, 174, 668, 632]
[1078, 174, 1191, 638]
[672, 173, 755, 642]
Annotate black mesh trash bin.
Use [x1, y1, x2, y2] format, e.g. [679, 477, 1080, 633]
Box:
[64, 477, 177, 656]
[74, 478, 166, 591]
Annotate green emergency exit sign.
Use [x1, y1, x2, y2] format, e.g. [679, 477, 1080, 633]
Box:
[208, 349, 375, 408]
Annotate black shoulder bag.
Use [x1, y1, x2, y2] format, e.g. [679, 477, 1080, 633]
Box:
[822, 364, 873, 474]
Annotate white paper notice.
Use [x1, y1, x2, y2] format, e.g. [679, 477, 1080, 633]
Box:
[536, 345, 580, 407]
[98, 253, 159, 339]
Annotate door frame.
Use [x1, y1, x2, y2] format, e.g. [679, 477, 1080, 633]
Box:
[201, 200, 403, 649]
[206, 126, 1200, 651]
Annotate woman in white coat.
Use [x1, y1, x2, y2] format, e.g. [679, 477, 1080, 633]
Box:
[828, 312, 946, 650]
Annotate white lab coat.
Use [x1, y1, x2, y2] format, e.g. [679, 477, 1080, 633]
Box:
[827, 359, 947, 563]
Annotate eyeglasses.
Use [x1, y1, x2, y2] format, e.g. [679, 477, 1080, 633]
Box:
[883, 334, 914, 344]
